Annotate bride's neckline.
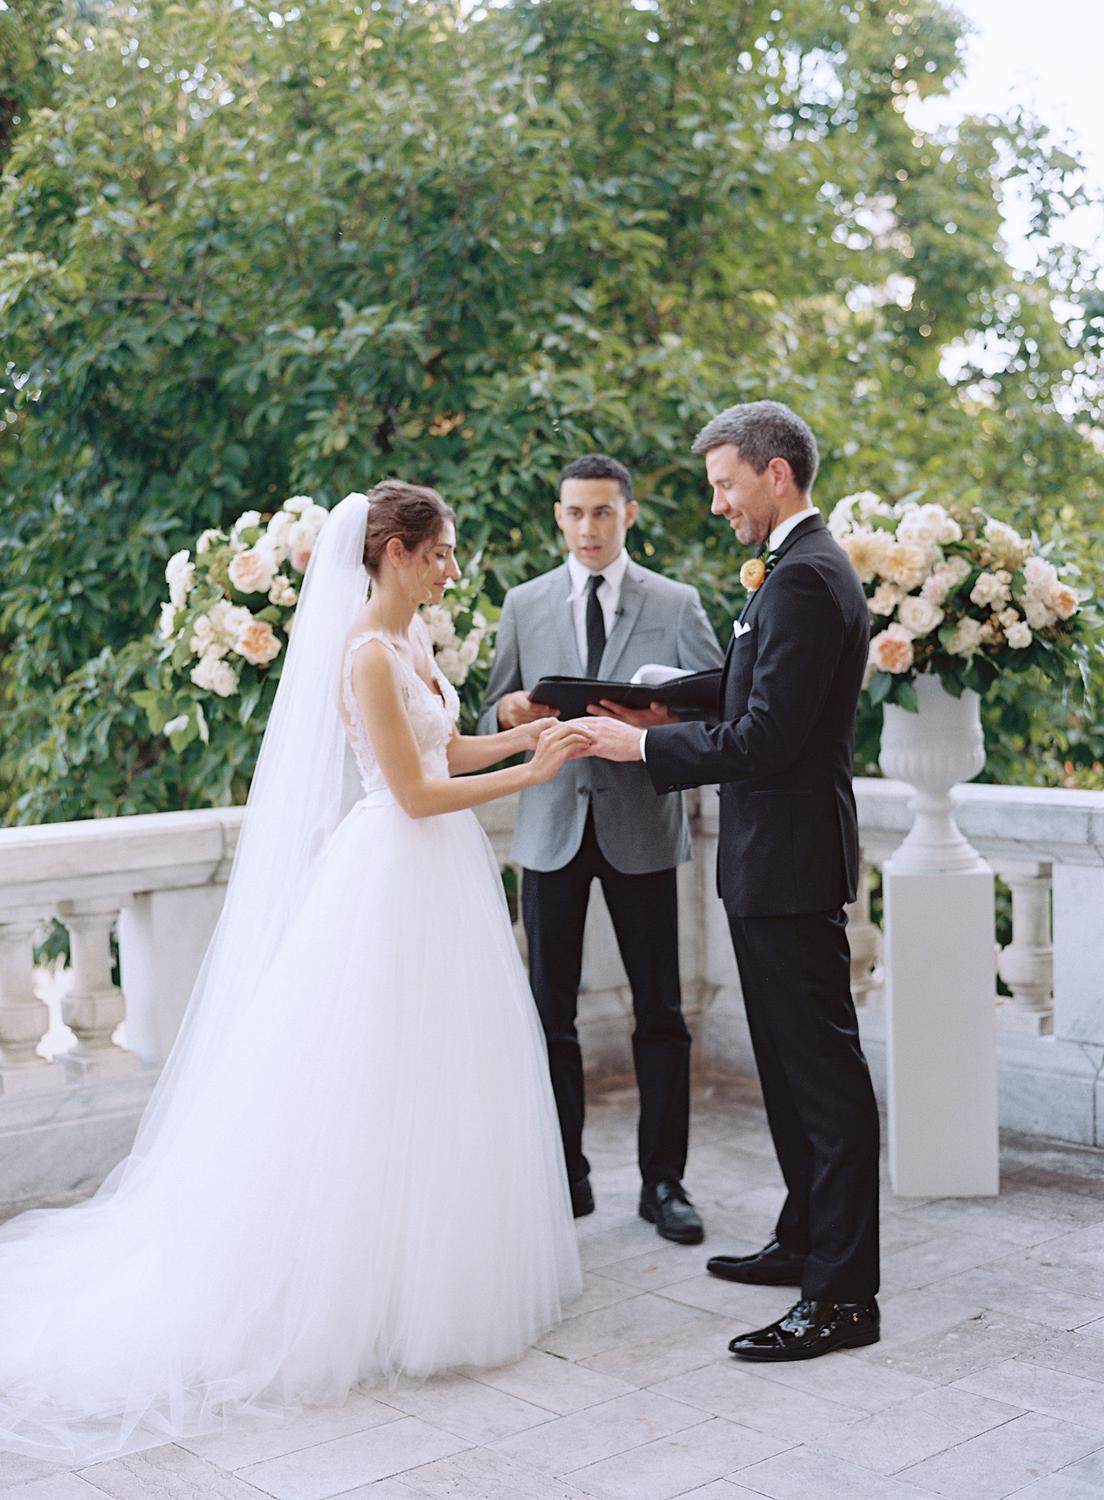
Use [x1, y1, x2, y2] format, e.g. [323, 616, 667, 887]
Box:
[351, 626, 447, 709]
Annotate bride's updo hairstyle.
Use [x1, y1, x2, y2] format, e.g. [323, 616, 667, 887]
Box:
[362, 480, 456, 576]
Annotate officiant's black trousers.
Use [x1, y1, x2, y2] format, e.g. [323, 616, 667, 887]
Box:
[726, 907, 881, 1303]
[522, 813, 690, 1188]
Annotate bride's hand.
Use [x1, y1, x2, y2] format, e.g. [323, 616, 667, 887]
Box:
[526, 721, 594, 785]
[514, 716, 563, 754]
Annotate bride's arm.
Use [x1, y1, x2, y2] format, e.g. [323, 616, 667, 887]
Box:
[352, 642, 590, 818]
[445, 720, 553, 775]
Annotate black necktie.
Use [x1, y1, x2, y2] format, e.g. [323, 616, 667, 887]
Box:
[585, 573, 606, 678]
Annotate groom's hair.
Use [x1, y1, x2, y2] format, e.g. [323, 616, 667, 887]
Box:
[690, 401, 819, 494]
[558, 454, 633, 503]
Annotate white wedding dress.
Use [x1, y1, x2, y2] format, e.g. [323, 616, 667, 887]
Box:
[0, 505, 580, 1464]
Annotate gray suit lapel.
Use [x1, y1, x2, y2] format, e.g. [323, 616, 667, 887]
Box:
[551, 564, 585, 675]
[599, 563, 646, 680]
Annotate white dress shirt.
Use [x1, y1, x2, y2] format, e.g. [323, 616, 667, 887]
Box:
[640, 508, 818, 761]
[567, 548, 630, 671]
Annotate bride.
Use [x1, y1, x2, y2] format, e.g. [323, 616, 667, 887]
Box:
[0, 481, 586, 1463]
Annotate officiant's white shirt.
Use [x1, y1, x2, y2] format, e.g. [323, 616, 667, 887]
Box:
[567, 548, 630, 670]
[639, 507, 818, 760]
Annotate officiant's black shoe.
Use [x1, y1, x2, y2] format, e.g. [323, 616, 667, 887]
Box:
[639, 1181, 704, 1245]
[707, 1239, 804, 1286]
[728, 1298, 880, 1362]
[570, 1177, 595, 1219]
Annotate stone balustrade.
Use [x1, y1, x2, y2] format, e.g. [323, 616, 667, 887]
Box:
[0, 780, 1101, 1207]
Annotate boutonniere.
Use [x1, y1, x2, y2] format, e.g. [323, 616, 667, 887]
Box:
[739, 552, 777, 593]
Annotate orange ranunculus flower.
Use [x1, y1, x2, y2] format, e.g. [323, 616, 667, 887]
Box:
[740, 557, 767, 591]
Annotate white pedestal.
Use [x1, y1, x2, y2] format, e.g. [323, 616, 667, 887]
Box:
[884, 864, 998, 1196]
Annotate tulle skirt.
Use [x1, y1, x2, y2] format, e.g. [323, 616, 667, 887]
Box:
[0, 798, 581, 1462]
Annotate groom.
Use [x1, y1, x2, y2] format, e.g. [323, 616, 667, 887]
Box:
[581, 402, 881, 1361]
[478, 454, 723, 1243]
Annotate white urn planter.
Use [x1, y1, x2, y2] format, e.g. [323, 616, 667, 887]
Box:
[878, 673, 999, 1197]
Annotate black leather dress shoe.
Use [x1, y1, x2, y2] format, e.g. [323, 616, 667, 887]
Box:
[639, 1181, 704, 1244]
[728, 1298, 880, 1361]
[570, 1177, 595, 1218]
[706, 1238, 804, 1286]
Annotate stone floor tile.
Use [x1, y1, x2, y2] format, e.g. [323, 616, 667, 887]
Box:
[179, 1393, 401, 1471]
[490, 1389, 707, 1476]
[897, 1411, 1104, 1499]
[1018, 1242, 1104, 1301]
[734, 1445, 947, 1499]
[651, 1362, 866, 1446]
[470, 1348, 635, 1416]
[597, 1245, 716, 1294]
[0, 1476, 105, 1499]
[373, 1373, 554, 1444]
[79, 1444, 271, 1499]
[567, 1416, 790, 1500]
[235, 1418, 469, 1500]
[579, 1314, 734, 1388]
[399, 1446, 595, 1498]
[1021, 1321, 1104, 1383]
[562, 1273, 644, 1318]
[0, 1458, 82, 1493]
[935, 1265, 1104, 1333]
[954, 1357, 1104, 1433]
[895, 1197, 1089, 1248]
[860, 1308, 1060, 1383]
[879, 1233, 1012, 1296]
[535, 1293, 715, 1363]
[804, 1385, 1023, 1475]
[578, 1222, 671, 1274]
[735, 1350, 934, 1413]
[1011, 1447, 1104, 1498]
[853, 1285, 990, 1350]
[876, 1214, 944, 1259]
[653, 1273, 790, 1326]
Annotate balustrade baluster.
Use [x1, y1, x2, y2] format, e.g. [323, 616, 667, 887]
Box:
[57, 899, 140, 1082]
[0, 910, 64, 1093]
[994, 861, 1054, 1035]
[846, 853, 881, 1004]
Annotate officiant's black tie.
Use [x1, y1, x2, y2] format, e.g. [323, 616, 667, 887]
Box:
[585, 573, 606, 678]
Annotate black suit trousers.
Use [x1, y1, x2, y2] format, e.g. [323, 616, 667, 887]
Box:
[726, 907, 880, 1302]
[522, 812, 691, 1187]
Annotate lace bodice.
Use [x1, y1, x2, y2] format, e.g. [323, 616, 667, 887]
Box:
[341, 628, 460, 797]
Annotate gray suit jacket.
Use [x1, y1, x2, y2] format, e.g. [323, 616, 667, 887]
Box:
[477, 559, 723, 873]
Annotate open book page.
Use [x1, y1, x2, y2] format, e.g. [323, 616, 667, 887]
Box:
[630, 663, 695, 687]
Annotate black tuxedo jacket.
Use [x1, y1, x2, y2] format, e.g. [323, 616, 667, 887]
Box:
[644, 513, 870, 917]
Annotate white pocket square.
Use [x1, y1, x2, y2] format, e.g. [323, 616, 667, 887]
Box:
[732, 620, 751, 640]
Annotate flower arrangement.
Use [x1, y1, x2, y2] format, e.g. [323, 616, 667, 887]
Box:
[829, 492, 1092, 711]
[137, 495, 496, 751]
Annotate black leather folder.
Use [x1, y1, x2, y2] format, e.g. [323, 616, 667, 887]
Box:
[528, 669, 722, 721]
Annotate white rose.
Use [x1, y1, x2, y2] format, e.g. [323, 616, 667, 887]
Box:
[196, 528, 222, 556]
[268, 575, 298, 608]
[421, 605, 457, 648]
[869, 582, 903, 616]
[1048, 585, 1078, 621]
[162, 713, 190, 737]
[267, 511, 293, 557]
[190, 654, 239, 697]
[282, 495, 313, 515]
[896, 503, 958, 551]
[190, 600, 252, 660]
[458, 637, 479, 669]
[1023, 555, 1059, 598]
[897, 595, 944, 636]
[880, 542, 930, 592]
[228, 545, 277, 595]
[1006, 621, 1033, 649]
[984, 519, 1029, 568]
[233, 510, 262, 533]
[158, 602, 177, 640]
[942, 556, 971, 586]
[302, 503, 329, 535]
[1024, 597, 1057, 630]
[970, 571, 1011, 609]
[165, 550, 195, 609]
[868, 623, 915, 674]
[998, 607, 1021, 629]
[840, 528, 893, 585]
[921, 572, 951, 606]
[946, 618, 985, 657]
[233, 618, 282, 667]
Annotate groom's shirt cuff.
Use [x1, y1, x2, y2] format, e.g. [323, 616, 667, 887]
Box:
[639, 730, 648, 762]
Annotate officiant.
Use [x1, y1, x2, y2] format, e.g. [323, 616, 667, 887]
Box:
[478, 454, 723, 1243]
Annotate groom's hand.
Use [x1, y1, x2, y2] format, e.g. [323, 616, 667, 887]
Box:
[577, 716, 646, 762]
[587, 699, 681, 729]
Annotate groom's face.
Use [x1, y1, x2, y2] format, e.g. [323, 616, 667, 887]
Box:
[705, 443, 777, 549]
[555, 478, 638, 573]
